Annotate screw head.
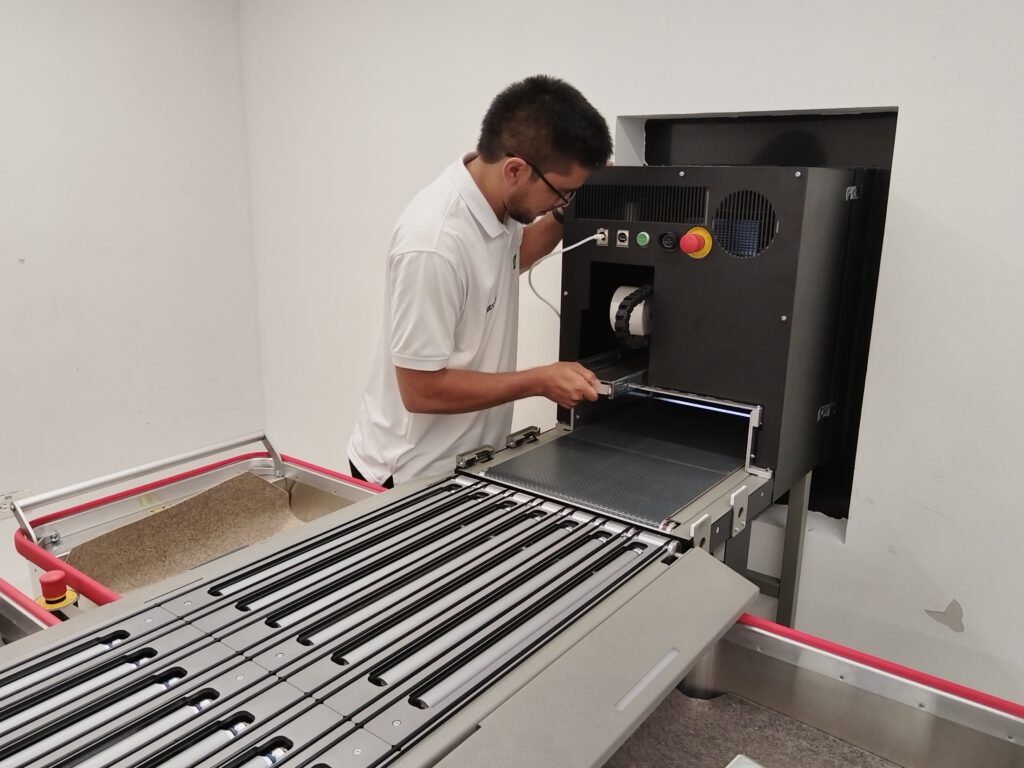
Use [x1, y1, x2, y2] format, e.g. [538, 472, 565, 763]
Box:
[794, 171, 802, 178]
[781, 315, 788, 322]
[678, 170, 686, 177]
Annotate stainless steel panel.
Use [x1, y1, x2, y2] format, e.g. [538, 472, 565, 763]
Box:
[683, 623, 1023, 768]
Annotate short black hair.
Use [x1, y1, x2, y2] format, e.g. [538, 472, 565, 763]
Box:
[477, 75, 612, 172]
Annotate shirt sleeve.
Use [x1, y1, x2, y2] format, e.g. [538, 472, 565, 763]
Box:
[388, 250, 466, 371]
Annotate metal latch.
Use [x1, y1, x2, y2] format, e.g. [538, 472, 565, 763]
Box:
[456, 445, 495, 469]
[817, 401, 838, 421]
[505, 426, 540, 449]
[729, 485, 750, 537]
[596, 368, 647, 399]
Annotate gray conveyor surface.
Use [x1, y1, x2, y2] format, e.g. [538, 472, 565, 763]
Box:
[484, 399, 747, 528]
[0, 476, 683, 768]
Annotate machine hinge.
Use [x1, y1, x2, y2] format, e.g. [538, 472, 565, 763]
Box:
[689, 513, 712, 553]
[817, 401, 839, 421]
[845, 185, 862, 201]
[456, 445, 495, 469]
[505, 426, 540, 449]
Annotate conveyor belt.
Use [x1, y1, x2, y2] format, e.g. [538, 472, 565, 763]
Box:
[0, 477, 674, 768]
[482, 400, 747, 528]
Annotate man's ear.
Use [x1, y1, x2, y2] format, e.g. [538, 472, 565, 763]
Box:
[502, 156, 527, 187]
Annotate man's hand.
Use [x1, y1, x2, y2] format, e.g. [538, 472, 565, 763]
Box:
[536, 362, 599, 409]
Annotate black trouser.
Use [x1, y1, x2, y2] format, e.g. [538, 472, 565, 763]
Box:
[349, 460, 394, 489]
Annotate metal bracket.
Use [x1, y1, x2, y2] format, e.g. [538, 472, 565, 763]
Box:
[730, 485, 750, 537]
[505, 426, 540, 450]
[261, 435, 286, 477]
[744, 406, 773, 480]
[8, 498, 37, 545]
[455, 445, 495, 470]
[689, 513, 712, 552]
[845, 185, 861, 201]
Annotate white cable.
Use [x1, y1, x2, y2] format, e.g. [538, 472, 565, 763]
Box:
[527, 233, 601, 318]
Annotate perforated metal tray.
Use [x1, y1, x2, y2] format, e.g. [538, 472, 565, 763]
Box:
[484, 399, 747, 528]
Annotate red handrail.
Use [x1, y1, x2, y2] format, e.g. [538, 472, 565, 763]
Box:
[0, 577, 59, 627]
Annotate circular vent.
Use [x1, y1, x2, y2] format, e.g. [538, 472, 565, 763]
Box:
[711, 191, 778, 258]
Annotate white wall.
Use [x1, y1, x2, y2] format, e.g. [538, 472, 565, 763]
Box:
[0, 2, 264, 592]
[239, 0, 1024, 701]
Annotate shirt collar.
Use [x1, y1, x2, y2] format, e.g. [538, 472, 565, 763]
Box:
[449, 152, 511, 238]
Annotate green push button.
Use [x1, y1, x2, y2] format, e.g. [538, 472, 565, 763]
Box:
[636, 231, 650, 247]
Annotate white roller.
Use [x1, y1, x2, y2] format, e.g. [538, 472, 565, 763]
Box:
[608, 285, 651, 337]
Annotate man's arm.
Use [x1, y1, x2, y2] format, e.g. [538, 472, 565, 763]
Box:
[519, 211, 563, 271]
[396, 362, 598, 414]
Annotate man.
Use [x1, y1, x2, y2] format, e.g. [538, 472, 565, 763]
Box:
[348, 75, 613, 488]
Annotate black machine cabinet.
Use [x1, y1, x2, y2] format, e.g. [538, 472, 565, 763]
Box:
[560, 165, 857, 498]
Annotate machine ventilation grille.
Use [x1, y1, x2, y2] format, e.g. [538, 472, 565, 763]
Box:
[574, 184, 707, 225]
[711, 190, 778, 258]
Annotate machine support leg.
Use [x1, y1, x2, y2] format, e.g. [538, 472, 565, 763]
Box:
[777, 470, 811, 628]
[725, 510, 781, 599]
[724, 520, 751, 573]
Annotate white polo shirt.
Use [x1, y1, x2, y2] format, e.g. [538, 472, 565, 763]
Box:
[348, 154, 524, 484]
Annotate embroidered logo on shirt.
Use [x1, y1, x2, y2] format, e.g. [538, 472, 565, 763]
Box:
[512, 252, 518, 271]
[486, 295, 497, 314]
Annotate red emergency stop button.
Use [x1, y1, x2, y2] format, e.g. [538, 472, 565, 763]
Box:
[679, 233, 704, 253]
[37, 570, 77, 610]
[40, 570, 65, 600]
[678, 226, 713, 259]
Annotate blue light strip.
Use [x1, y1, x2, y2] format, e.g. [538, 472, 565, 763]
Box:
[628, 391, 749, 419]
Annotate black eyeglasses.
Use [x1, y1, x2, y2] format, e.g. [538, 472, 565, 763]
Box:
[506, 153, 576, 207]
